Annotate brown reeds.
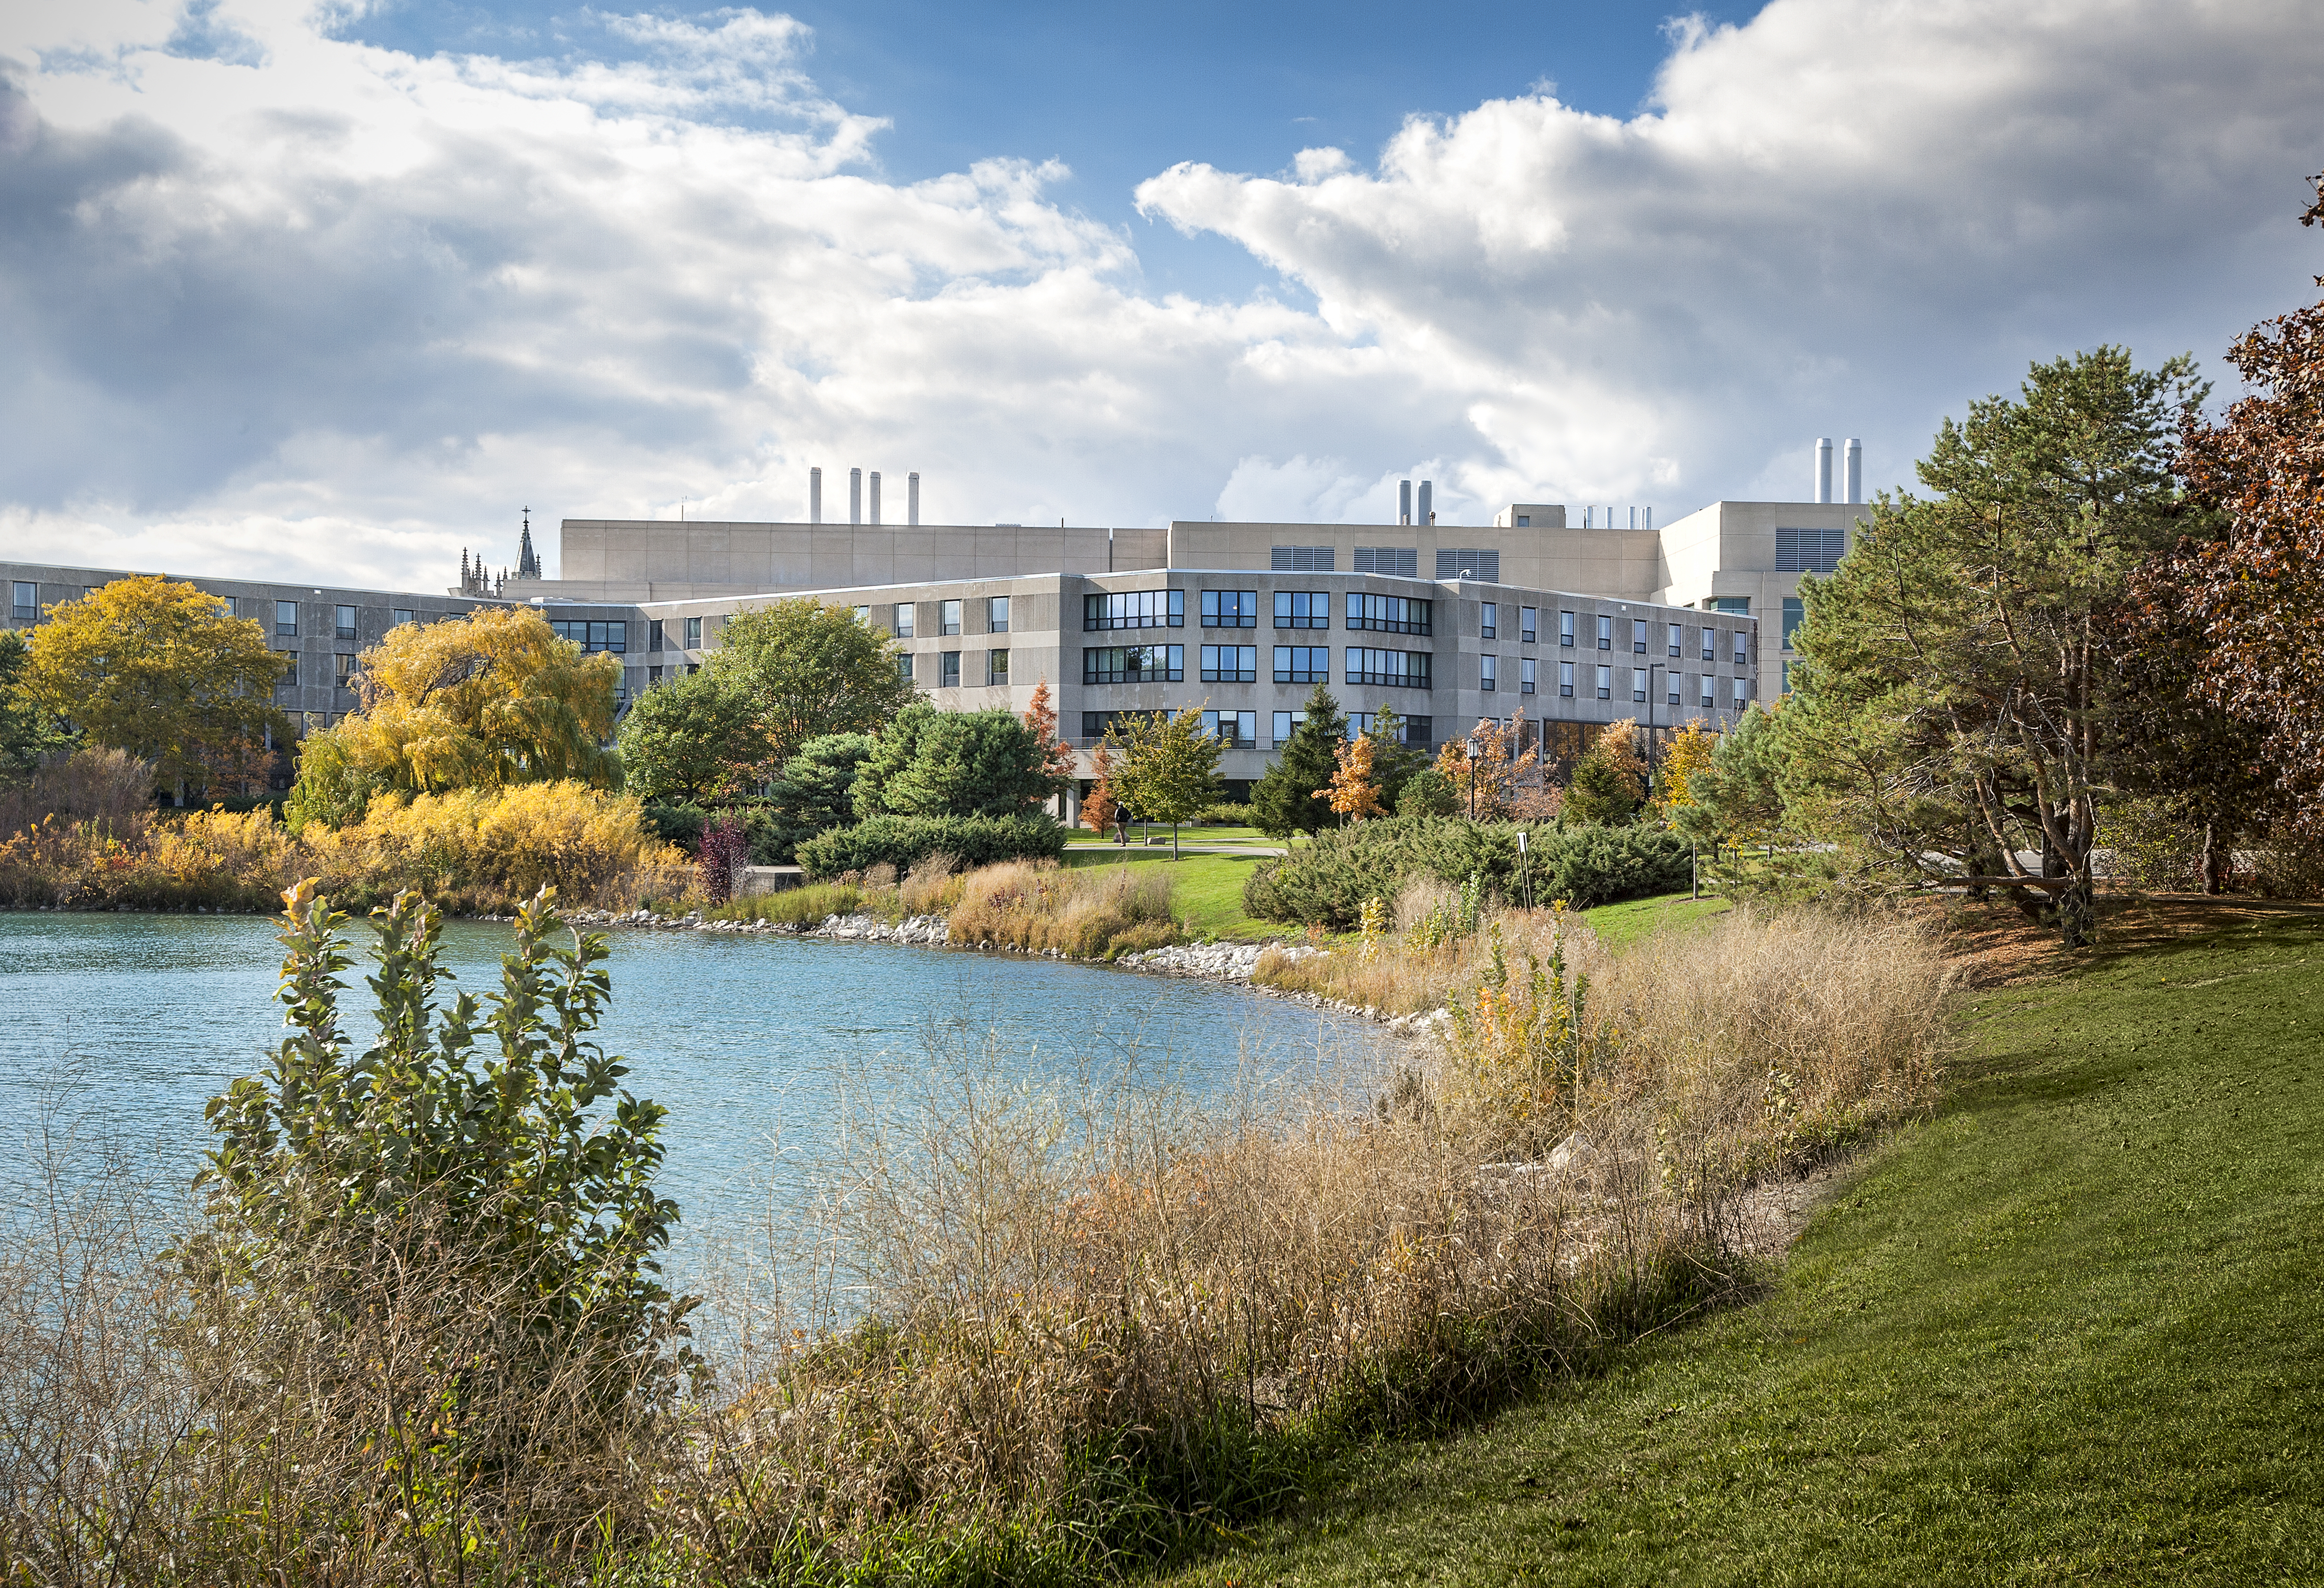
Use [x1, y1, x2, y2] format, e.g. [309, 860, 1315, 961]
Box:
[945, 859, 1176, 957]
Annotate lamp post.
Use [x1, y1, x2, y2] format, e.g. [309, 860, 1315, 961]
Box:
[1517, 827, 1534, 911]
[1464, 737, 1479, 821]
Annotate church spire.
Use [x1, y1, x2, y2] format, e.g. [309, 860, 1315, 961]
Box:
[517, 507, 540, 580]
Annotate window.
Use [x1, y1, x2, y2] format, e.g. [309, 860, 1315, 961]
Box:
[276, 601, 299, 638]
[1782, 596, 1804, 651]
[685, 663, 700, 675]
[1082, 710, 1147, 742]
[1709, 596, 1750, 615]
[1435, 548, 1499, 581]
[1084, 589, 1184, 630]
[1480, 602, 1497, 640]
[1596, 614, 1613, 650]
[1201, 710, 1259, 747]
[941, 599, 962, 636]
[549, 620, 628, 653]
[1633, 618, 1648, 654]
[1344, 648, 1431, 689]
[1560, 610, 1575, 647]
[987, 595, 1010, 632]
[1083, 644, 1183, 683]
[278, 652, 300, 688]
[335, 604, 357, 640]
[1272, 710, 1305, 747]
[1733, 630, 1750, 665]
[1776, 526, 1847, 573]
[685, 616, 704, 647]
[1666, 673, 1682, 706]
[1201, 644, 1258, 682]
[1700, 626, 1715, 661]
[941, 651, 961, 688]
[10, 582, 34, 621]
[335, 653, 357, 682]
[1353, 546, 1418, 576]
[853, 604, 871, 626]
[649, 665, 663, 683]
[1480, 654, 1498, 692]
[1559, 660, 1575, 697]
[1273, 590, 1331, 629]
[1782, 660, 1797, 694]
[1345, 713, 1433, 750]
[1346, 593, 1431, 633]
[1699, 675, 1715, 709]
[986, 649, 1009, 686]
[1520, 606, 1537, 644]
[1271, 545, 1335, 571]
[897, 653, 915, 682]
[1668, 622, 1683, 657]
[1732, 676, 1750, 707]
[1273, 645, 1330, 683]
[1201, 589, 1259, 627]
[1595, 664, 1612, 700]
[894, 603, 915, 638]
[647, 619, 664, 651]
[1632, 667, 1647, 703]
[394, 608, 416, 628]
[1521, 657, 1537, 695]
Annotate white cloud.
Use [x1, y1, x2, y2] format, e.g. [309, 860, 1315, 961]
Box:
[0, 0, 2319, 588]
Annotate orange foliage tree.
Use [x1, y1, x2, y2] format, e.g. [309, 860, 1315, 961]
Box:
[1433, 716, 1540, 821]
[1320, 734, 1382, 824]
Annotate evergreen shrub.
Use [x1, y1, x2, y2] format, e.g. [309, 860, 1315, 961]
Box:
[796, 814, 1066, 877]
[1243, 817, 1690, 927]
[640, 802, 707, 851]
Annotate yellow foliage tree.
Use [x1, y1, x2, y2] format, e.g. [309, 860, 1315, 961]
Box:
[1321, 734, 1382, 824]
[17, 575, 288, 804]
[332, 607, 622, 793]
[1650, 718, 1718, 820]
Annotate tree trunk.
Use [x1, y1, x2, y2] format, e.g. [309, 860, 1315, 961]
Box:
[2201, 822, 2223, 895]
[2057, 870, 2096, 949]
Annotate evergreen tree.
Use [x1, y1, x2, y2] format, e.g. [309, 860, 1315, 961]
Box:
[615, 667, 763, 803]
[1361, 704, 1427, 810]
[851, 703, 1067, 820]
[1251, 682, 1345, 838]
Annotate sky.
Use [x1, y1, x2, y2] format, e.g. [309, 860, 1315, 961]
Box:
[3, 0, 2320, 587]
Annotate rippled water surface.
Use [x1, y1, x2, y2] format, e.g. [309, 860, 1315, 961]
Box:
[0, 911, 1376, 1278]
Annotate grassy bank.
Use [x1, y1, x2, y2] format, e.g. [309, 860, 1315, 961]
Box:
[1147, 902, 2324, 1585]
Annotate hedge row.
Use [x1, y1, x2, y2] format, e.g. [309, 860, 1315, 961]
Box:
[1242, 816, 1691, 928]
[795, 814, 1067, 877]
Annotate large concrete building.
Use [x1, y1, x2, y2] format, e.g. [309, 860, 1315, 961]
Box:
[5, 445, 1875, 803]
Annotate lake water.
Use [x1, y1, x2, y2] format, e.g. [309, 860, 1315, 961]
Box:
[0, 911, 1379, 1285]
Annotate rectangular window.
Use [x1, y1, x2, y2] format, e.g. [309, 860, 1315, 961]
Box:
[1480, 602, 1498, 640]
[1699, 675, 1715, 709]
[335, 604, 357, 640]
[1082, 710, 1146, 742]
[649, 665, 663, 683]
[1346, 593, 1431, 633]
[1561, 610, 1575, 647]
[647, 618, 664, 650]
[1776, 526, 1847, 573]
[1273, 645, 1330, 683]
[685, 616, 704, 647]
[1595, 664, 1611, 700]
[894, 603, 915, 638]
[1633, 667, 1647, 703]
[852, 604, 871, 627]
[897, 653, 915, 682]
[278, 652, 299, 688]
[1521, 657, 1537, 694]
[394, 608, 416, 628]
[1668, 622, 1683, 657]
[1344, 648, 1432, 690]
[986, 649, 1009, 686]
[1273, 590, 1331, 629]
[987, 595, 1010, 632]
[1633, 618, 1648, 654]
[1559, 659, 1575, 697]
[1435, 548, 1499, 581]
[941, 650, 961, 688]
[1734, 630, 1750, 665]
[1084, 589, 1184, 630]
[1083, 644, 1184, 683]
[941, 599, 962, 636]
[1270, 545, 1335, 572]
[1782, 596, 1804, 651]
[1666, 673, 1682, 706]
[1596, 614, 1613, 650]
[276, 600, 299, 638]
[1201, 589, 1259, 627]
[1352, 546, 1418, 576]
[1710, 596, 1750, 615]
[1733, 675, 1750, 707]
[1201, 709, 1259, 747]
[10, 581, 35, 621]
[549, 620, 629, 654]
[1520, 606, 1537, 644]
[335, 653, 356, 682]
[1272, 709, 1305, 747]
[1480, 654, 1498, 692]
[1700, 626, 1714, 661]
[1201, 644, 1258, 682]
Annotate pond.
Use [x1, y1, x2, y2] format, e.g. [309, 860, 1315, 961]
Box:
[0, 910, 1379, 1285]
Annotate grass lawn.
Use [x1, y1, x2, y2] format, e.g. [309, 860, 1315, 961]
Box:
[1146, 903, 2324, 1585]
[1066, 824, 1284, 848]
[1059, 849, 1303, 941]
[1575, 890, 1733, 951]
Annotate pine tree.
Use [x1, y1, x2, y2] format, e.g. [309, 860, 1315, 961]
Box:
[1251, 682, 1345, 838]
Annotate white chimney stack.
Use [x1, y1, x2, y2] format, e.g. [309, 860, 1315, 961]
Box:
[1843, 438, 1862, 504]
[869, 470, 882, 525]
[908, 472, 921, 526]
[1814, 437, 1834, 504]
[849, 467, 862, 525]
[1417, 479, 1433, 526]
[809, 466, 822, 524]
[1398, 479, 1412, 526]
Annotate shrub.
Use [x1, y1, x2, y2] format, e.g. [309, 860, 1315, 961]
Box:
[946, 859, 1177, 956]
[641, 801, 707, 851]
[1544, 825, 1693, 909]
[796, 813, 1066, 877]
[1242, 816, 1691, 927]
[1196, 801, 1254, 826]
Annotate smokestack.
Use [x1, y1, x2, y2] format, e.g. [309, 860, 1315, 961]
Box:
[1814, 438, 1833, 504]
[1416, 480, 1432, 527]
[908, 471, 921, 526]
[849, 467, 862, 525]
[810, 466, 822, 524]
[1398, 479, 1413, 525]
[1843, 438, 1862, 504]
[869, 471, 882, 525]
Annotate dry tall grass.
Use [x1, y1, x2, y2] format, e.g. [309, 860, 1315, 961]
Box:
[947, 859, 1177, 957]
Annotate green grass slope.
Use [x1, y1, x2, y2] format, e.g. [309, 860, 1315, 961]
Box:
[1152, 910, 2324, 1586]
